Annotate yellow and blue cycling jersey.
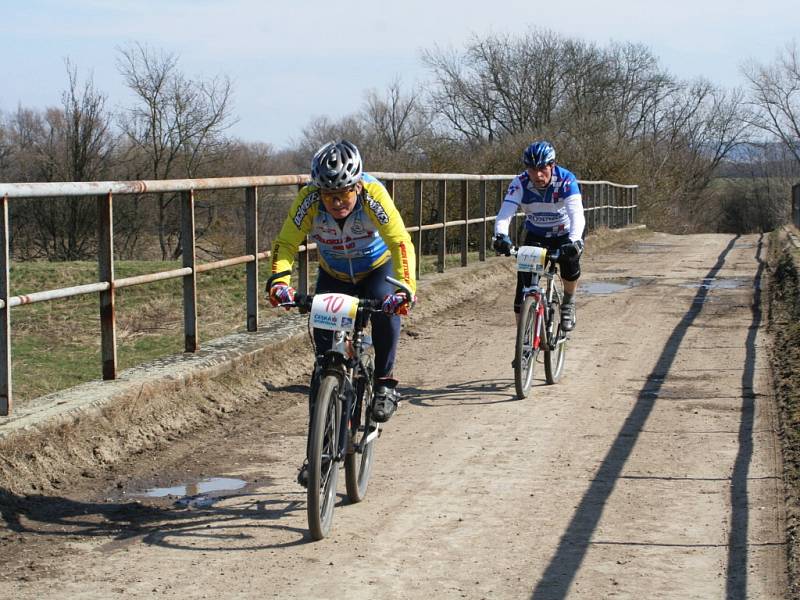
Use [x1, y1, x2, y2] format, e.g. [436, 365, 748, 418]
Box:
[271, 173, 417, 294]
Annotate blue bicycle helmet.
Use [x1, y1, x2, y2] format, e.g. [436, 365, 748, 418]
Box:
[522, 141, 556, 168]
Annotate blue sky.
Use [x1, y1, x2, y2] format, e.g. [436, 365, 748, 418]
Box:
[3, 0, 797, 149]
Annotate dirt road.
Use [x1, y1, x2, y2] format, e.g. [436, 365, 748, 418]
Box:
[0, 231, 787, 599]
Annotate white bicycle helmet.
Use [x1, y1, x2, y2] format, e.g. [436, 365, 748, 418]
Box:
[310, 140, 363, 190]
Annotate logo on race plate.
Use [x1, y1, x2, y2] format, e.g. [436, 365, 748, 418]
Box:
[341, 316, 354, 328]
[312, 314, 338, 327]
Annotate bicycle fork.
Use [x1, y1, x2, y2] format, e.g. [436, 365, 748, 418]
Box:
[336, 375, 355, 462]
[325, 367, 378, 463]
[347, 369, 381, 454]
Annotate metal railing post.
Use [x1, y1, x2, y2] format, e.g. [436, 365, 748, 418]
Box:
[414, 180, 423, 280]
[181, 190, 198, 352]
[631, 187, 636, 225]
[621, 187, 626, 227]
[627, 187, 632, 226]
[479, 180, 487, 261]
[621, 187, 627, 226]
[245, 186, 259, 332]
[386, 179, 395, 204]
[584, 184, 592, 232]
[438, 180, 446, 273]
[496, 181, 507, 244]
[793, 184, 799, 228]
[461, 180, 469, 267]
[611, 186, 616, 228]
[0, 195, 10, 415]
[97, 192, 117, 380]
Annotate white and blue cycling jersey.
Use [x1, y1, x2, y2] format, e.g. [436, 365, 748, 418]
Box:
[494, 165, 585, 242]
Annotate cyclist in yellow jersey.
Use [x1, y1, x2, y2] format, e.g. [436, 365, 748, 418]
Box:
[267, 140, 417, 487]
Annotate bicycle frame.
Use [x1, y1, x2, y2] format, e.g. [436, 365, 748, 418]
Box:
[269, 270, 414, 464]
[317, 309, 378, 461]
[518, 249, 562, 352]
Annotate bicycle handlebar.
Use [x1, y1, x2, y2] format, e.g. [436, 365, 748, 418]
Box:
[506, 245, 562, 261]
[287, 293, 383, 313]
[274, 275, 415, 313]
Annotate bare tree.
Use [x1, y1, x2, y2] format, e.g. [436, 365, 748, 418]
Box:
[5, 61, 115, 260]
[295, 114, 366, 159]
[0, 114, 11, 177]
[742, 40, 800, 166]
[364, 80, 429, 152]
[631, 78, 748, 231]
[422, 42, 504, 143]
[117, 42, 236, 259]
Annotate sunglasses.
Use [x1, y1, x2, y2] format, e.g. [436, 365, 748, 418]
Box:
[319, 185, 357, 198]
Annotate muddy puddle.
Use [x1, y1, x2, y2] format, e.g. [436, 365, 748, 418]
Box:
[130, 477, 249, 508]
[679, 276, 753, 290]
[582, 277, 648, 295]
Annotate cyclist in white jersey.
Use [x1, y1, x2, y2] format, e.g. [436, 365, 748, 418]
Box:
[492, 141, 585, 331]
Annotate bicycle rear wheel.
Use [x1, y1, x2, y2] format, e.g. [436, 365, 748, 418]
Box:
[515, 295, 540, 399]
[345, 352, 376, 503]
[544, 281, 567, 384]
[307, 373, 342, 540]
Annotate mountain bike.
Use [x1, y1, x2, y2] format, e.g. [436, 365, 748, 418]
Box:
[511, 245, 568, 398]
[272, 273, 412, 540]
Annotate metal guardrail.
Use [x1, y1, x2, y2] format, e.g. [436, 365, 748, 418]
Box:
[0, 173, 637, 415]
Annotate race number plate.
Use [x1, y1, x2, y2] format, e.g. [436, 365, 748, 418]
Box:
[310, 293, 359, 332]
[516, 245, 547, 273]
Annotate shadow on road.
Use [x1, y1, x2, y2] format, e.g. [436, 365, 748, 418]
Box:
[725, 235, 765, 600]
[531, 235, 762, 600]
[0, 486, 311, 554]
[403, 378, 528, 407]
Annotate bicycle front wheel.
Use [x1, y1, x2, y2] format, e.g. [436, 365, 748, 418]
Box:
[307, 373, 342, 540]
[544, 281, 567, 384]
[345, 351, 376, 503]
[515, 295, 540, 399]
